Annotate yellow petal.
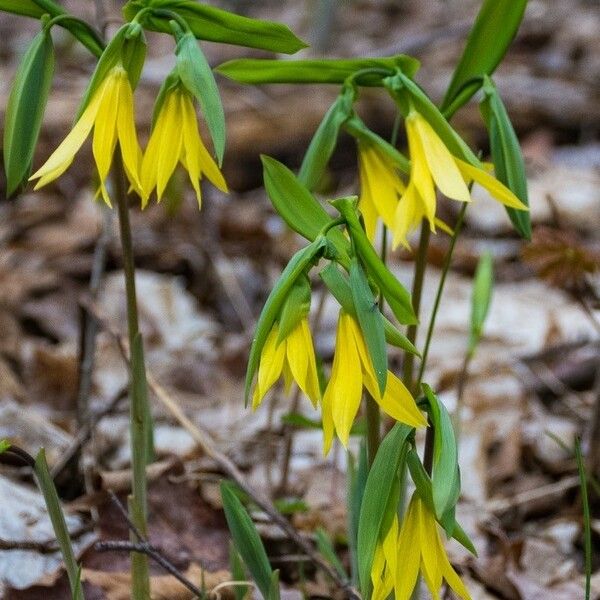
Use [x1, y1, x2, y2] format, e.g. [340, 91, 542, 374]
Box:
[393, 181, 424, 250]
[300, 319, 321, 406]
[405, 116, 437, 224]
[92, 69, 120, 190]
[253, 325, 285, 409]
[394, 495, 422, 600]
[456, 158, 528, 210]
[346, 314, 381, 400]
[374, 371, 427, 428]
[413, 114, 471, 204]
[196, 128, 228, 193]
[285, 321, 309, 396]
[140, 98, 168, 205]
[116, 71, 142, 191]
[156, 92, 184, 201]
[30, 86, 103, 185]
[416, 498, 444, 599]
[180, 91, 203, 206]
[325, 312, 363, 447]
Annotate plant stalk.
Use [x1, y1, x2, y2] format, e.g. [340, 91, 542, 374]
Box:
[113, 156, 151, 598]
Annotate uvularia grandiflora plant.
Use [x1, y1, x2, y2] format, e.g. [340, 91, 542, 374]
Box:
[1, 0, 531, 598]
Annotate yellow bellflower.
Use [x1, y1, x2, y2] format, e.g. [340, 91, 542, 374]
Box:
[252, 319, 321, 409]
[371, 493, 471, 600]
[357, 142, 405, 241]
[321, 311, 426, 454]
[393, 110, 528, 248]
[141, 85, 227, 208]
[30, 66, 142, 206]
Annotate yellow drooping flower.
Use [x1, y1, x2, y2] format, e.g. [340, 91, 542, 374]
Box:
[393, 110, 528, 248]
[141, 85, 227, 208]
[30, 66, 142, 206]
[371, 493, 471, 600]
[357, 142, 405, 240]
[321, 311, 426, 453]
[252, 319, 321, 409]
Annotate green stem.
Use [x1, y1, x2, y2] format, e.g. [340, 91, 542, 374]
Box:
[113, 156, 151, 598]
[402, 221, 430, 395]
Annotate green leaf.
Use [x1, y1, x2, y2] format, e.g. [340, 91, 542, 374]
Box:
[228, 543, 249, 600]
[320, 263, 418, 354]
[350, 259, 387, 395]
[315, 528, 348, 580]
[261, 156, 351, 266]
[216, 55, 420, 85]
[299, 88, 354, 191]
[221, 481, 273, 599]
[357, 423, 412, 595]
[0, 439, 11, 454]
[176, 32, 226, 165]
[77, 23, 146, 119]
[331, 198, 416, 325]
[4, 29, 54, 196]
[124, 0, 306, 54]
[281, 412, 321, 429]
[422, 384, 459, 524]
[34, 450, 85, 600]
[0, 0, 45, 18]
[267, 570, 281, 600]
[245, 238, 327, 404]
[347, 444, 368, 587]
[480, 77, 531, 239]
[441, 0, 528, 116]
[468, 251, 494, 354]
[277, 273, 311, 342]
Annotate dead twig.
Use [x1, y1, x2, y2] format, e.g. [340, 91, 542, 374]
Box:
[84, 299, 361, 599]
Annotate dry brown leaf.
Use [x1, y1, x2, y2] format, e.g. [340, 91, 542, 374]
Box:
[82, 565, 235, 600]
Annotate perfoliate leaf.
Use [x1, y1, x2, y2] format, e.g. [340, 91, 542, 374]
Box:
[349, 259, 387, 395]
[76, 23, 146, 119]
[331, 198, 416, 325]
[123, 0, 306, 54]
[357, 423, 412, 595]
[34, 450, 85, 600]
[469, 251, 494, 354]
[422, 384, 460, 525]
[347, 444, 368, 587]
[385, 72, 480, 166]
[245, 238, 327, 405]
[4, 29, 55, 196]
[441, 0, 528, 116]
[0, 0, 45, 18]
[221, 481, 273, 599]
[216, 55, 420, 85]
[277, 273, 311, 342]
[480, 77, 531, 239]
[299, 87, 354, 191]
[176, 33, 226, 165]
[261, 156, 351, 266]
[319, 264, 419, 355]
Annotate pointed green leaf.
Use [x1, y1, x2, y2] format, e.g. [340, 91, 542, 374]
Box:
[34, 450, 85, 600]
[277, 273, 311, 342]
[221, 481, 273, 599]
[331, 197, 416, 325]
[315, 528, 348, 580]
[441, 0, 528, 116]
[0, 0, 45, 17]
[228, 543, 249, 600]
[320, 263, 418, 354]
[245, 238, 327, 404]
[347, 444, 368, 587]
[480, 77, 531, 239]
[350, 259, 387, 395]
[469, 251, 494, 354]
[123, 0, 306, 54]
[176, 33, 225, 165]
[357, 423, 411, 595]
[261, 155, 351, 266]
[422, 384, 459, 522]
[216, 55, 420, 85]
[299, 88, 354, 190]
[267, 570, 281, 600]
[4, 29, 54, 196]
